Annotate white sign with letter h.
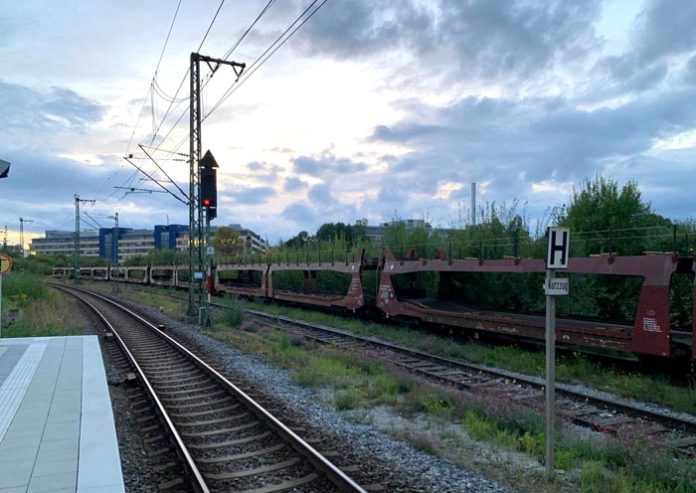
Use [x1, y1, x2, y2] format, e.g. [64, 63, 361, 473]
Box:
[546, 227, 570, 269]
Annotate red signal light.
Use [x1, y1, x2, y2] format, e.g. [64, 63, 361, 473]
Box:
[202, 198, 211, 207]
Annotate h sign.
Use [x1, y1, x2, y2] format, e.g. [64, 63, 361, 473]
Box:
[546, 227, 570, 269]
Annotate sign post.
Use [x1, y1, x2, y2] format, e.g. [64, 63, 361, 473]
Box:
[544, 227, 569, 477]
[0, 253, 13, 339]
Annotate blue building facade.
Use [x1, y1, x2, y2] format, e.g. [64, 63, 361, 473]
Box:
[98, 227, 132, 264]
[154, 225, 188, 250]
[96, 224, 188, 264]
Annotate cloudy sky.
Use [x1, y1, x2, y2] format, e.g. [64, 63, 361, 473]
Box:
[2, 0, 696, 247]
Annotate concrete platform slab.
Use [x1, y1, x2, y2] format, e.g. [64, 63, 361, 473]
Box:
[0, 336, 124, 493]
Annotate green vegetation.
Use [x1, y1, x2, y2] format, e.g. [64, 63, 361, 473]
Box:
[555, 176, 673, 257]
[1, 251, 72, 275]
[235, 299, 696, 415]
[1, 272, 84, 337]
[208, 315, 695, 493]
[125, 249, 188, 266]
[459, 407, 696, 493]
[217, 295, 244, 327]
[101, 283, 696, 415]
[271, 270, 351, 295]
[78, 283, 696, 493]
[215, 177, 694, 328]
[212, 226, 244, 258]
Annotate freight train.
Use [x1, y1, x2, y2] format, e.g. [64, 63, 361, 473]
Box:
[54, 248, 695, 364]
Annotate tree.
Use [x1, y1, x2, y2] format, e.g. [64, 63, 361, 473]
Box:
[147, 249, 187, 265]
[213, 227, 243, 257]
[555, 176, 671, 256]
[284, 231, 309, 249]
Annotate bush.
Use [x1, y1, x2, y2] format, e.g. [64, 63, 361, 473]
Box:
[3, 272, 48, 307]
[222, 296, 244, 327]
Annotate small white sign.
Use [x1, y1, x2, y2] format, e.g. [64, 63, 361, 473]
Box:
[207, 246, 215, 255]
[546, 227, 570, 269]
[544, 277, 569, 296]
[193, 271, 204, 280]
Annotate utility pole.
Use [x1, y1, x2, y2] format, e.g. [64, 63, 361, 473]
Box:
[2, 225, 7, 250]
[187, 52, 244, 323]
[471, 182, 476, 226]
[74, 194, 95, 280]
[19, 217, 33, 257]
[107, 212, 119, 264]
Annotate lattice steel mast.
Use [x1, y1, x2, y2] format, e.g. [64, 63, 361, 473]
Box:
[187, 52, 244, 322]
[74, 194, 95, 280]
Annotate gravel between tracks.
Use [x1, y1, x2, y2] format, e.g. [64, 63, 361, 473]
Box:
[117, 298, 512, 493]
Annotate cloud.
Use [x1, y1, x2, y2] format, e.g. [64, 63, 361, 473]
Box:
[632, 0, 696, 64]
[0, 80, 105, 152]
[591, 55, 668, 95]
[230, 186, 277, 205]
[1, 81, 104, 130]
[370, 123, 448, 144]
[308, 184, 334, 205]
[0, 151, 156, 234]
[435, 0, 602, 80]
[281, 202, 317, 226]
[682, 54, 696, 84]
[585, 0, 696, 99]
[363, 84, 696, 224]
[284, 177, 307, 192]
[297, 0, 431, 58]
[292, 153, 368, 177]
[299, 0, 602, 82]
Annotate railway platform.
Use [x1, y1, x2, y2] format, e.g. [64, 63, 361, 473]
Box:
[0, 336, 124, 492]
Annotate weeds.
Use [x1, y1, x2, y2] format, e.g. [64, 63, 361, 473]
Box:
[1, 276, 84, 337]
[220, 295, 244, 328]
[81, 285, 696, 493]
[3, 272, 48, 307]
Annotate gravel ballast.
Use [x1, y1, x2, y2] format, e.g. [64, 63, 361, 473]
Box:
[128, 300, 513, 493]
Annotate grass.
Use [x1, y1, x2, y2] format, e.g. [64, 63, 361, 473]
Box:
[1, 273, 84, 337]
[236, 299, 696, 415]
[78, 283, 696, 493]
[218, 320, 696, 493]
[92, 283, 696, 414]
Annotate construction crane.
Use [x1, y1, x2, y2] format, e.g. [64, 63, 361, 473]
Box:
[19, 217, 33, 256]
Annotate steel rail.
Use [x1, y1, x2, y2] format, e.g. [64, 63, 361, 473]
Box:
[246, 310, 696, 433]
[58, 284, 368, 493]
[78, 284, 696, 431]
[53, 284, 210, 493]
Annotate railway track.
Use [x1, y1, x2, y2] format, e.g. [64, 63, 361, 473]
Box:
[247, 311, 696, 455]
[54, 284, 368, 493]
[81, 283, 696, 454]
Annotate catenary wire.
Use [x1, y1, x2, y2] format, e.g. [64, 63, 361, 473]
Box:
[204, 0, 330, 122]
[146, 0, 279, 155]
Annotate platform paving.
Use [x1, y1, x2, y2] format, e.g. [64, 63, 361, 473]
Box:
[0, 336, 124, 493]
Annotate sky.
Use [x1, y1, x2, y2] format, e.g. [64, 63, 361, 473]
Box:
[2, 0, 696, 247]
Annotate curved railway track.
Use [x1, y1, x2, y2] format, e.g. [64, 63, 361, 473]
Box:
[126, 287, 696, 445]
[53, 284, 368, 493]
[75, 283, 696, 455]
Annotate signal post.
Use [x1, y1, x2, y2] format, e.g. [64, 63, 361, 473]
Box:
[544, 227, 570, 477]
[187, 52, 244, 325]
